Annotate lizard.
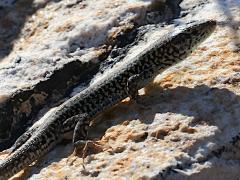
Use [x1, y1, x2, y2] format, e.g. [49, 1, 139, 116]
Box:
[0, 20, 216, 179]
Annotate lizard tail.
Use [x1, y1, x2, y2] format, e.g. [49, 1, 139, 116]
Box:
[0, 130, 59, 179]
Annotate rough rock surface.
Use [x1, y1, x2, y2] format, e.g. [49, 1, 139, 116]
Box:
[0, 0, 182, 149]
[0, 0, 240, 179]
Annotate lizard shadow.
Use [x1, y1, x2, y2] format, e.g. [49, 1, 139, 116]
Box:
[65, 84, 240, 153]
[26, 84, 240, 178]
[81, 83, 240, 161]
[140, 84, 240, 126]
[92, 84, 240, 136]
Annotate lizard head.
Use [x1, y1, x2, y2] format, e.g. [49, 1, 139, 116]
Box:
[182, 20, 217, 47]
[168, 20, 217, 59]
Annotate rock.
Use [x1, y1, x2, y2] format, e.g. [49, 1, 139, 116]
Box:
[0, 60, 101, 150]
[0, 0, 181, 150]
[0, 0, 240, 179]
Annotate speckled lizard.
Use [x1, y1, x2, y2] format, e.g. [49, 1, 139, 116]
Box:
[0, 20, 216, 179]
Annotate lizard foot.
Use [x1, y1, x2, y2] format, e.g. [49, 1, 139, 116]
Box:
[70, 140, 103, 169]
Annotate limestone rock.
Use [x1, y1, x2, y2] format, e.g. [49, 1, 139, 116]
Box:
[0, 0, 239, 179]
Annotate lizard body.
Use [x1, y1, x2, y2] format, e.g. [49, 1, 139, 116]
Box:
[0, 20, 216, 179]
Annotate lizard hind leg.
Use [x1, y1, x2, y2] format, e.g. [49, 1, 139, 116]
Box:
[73, 114, 91, 146]
[60, 113, 91, 144]
[61, 115, 80, 140]
[62, 113, 93, 168]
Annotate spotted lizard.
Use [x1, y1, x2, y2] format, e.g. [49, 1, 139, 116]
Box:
[0, 20, 216, 179]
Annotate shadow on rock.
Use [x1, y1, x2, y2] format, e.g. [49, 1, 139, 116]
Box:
[141, 84, 240, 125]
[92, 84, 240, 134]
[24, 84, 240, 177]
[0, 0, 57, 60]
[85, 84, 240, 150]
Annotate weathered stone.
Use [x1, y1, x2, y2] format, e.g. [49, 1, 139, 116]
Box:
[1, 0, 239, 179]
[0, 0, 180, 149]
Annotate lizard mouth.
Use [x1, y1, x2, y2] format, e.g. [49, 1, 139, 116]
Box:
[182, 20, 217, 45]
[169, 20, 217, 57]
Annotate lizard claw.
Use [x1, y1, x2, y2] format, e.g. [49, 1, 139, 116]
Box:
[73, 139, 103, 170]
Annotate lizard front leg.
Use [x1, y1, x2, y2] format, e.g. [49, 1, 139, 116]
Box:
[127, 74, 141, 101]
[73, 116, 91, 146]
[127, 73, 153, 106]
